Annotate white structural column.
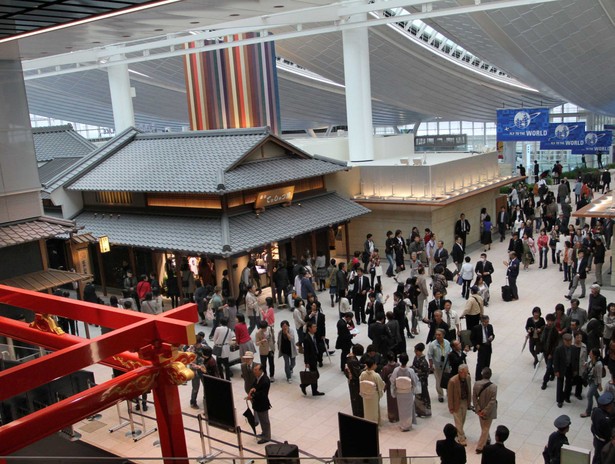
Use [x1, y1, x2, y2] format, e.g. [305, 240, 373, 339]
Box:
[342, 9, 374, 162]
[107, 53, 135, 133]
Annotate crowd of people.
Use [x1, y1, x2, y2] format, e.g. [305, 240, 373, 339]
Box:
[61, 168, 615, 462]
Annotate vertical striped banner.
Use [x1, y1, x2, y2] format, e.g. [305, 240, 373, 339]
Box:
[183, 32, 281, 135]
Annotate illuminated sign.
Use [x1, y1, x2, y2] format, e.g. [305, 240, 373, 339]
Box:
[99, 236, 111, 253]
[255, 186, 295, 209]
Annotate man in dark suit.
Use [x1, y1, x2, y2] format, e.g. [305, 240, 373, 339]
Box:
[552, 333, 580, 408]
[249, 363, 272, 444]
[454, 213, 471, 249]
[434, 241, 449, 268]
[426, 310, 450, 344]
[305, 305, 327, 366]
[425, 291, 446, 323]
[497, 206, 510, 242]
[475, 253, 495, 287]
[482, 425, 515, 464]
[588, 284, 607, 320]
[507, 233, 524, 259]
[336, 312, 354, 372]
[451, 236, 465, 274]
[471, 315, 495, 381]
[352, 267, 370, 324]
[300, 322, 324, 396]
[368, 311, 393, 355]
[565, 248, 588, 300]
[505, 251, 520, 300]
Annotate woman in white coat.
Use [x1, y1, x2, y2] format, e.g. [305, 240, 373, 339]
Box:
[390, 352, 421, 431]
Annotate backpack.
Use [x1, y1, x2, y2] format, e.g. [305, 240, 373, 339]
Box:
[330, 270, 338, 287]
[395, 375, 413, 394]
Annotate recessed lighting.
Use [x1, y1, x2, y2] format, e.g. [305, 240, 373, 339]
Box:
[274, 5, 284, 7]
[92, 41, 101, 44]
[154, 28, 163, 31]
[229, 13, 240, 17]
[190, 21, 200, 24]
[122, 34, 131, 38]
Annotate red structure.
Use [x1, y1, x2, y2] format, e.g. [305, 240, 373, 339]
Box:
[0, 285, 198, 464]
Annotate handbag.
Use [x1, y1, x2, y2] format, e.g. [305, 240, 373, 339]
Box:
[456, 274, 464, 285]
[299, 369, 319, 385]
[213, 328, 230, 357]
[439, 356, 452, 390]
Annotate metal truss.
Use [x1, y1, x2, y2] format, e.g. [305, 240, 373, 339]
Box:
[22, 0, 561, 80]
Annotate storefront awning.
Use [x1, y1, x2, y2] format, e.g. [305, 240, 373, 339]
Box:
[70, 233, 98, 244]
[0, 216, 75, 248]
[572, 193, 615, 218]
[0, 269, 92, 292]
[73, 192, 370, 256]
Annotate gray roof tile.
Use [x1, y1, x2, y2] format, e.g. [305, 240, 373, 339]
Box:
[223, 158, 345, 193]
[0, 216, 75, 248]
[73, 211, 223, 255]
[228, 192, 370, 254]
[38, 157, 82, 184]
[65, 127, 345, 194]
[72, 193, 369, 256]
[32, 125, 96, 162]
[43, 127, 140, 193]
[67, 127, 270, 193]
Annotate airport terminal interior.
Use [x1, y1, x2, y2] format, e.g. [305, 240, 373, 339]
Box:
[1, 0, 615, 463]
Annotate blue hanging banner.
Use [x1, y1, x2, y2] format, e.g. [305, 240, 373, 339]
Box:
[539, 122, 586, 151]
[496, 107, 550, 141]
[576, 130, 613, 154]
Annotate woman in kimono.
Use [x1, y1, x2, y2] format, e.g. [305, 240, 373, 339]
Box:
[344, 344, 365, 417]
[412, 342, 432, 417]
[380, 352, 400, 423]
[359, 357, 385, 424]
[390, 352, 420, 431]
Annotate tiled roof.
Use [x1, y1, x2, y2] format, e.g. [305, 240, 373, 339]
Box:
[43, 127, 140, 194]
[38, 157, 82, 184]
[67, 127, 271, 193]
[0, 269, 91, 292]
[223, 157, 346, 193]
[72, 193, 369, 256]
[0, 216, 75, 248]
[32, 125, 96, 162]
[73, 211, 224, 255]
[228, 192, 370, 254]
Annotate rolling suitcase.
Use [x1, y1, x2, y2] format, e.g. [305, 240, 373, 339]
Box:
[265, 441, 299, 464]
[501, 283, 513, 302]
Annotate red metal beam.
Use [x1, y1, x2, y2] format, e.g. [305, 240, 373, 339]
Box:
[0, 365, 158, 456]
[160, 303, 198, 323]
[0, 316, 149, 371]
[0, 320, 159, 401]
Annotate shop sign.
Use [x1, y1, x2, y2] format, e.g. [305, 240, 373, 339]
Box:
[255, 186, 294, 209]
[99, 236, 111, 253]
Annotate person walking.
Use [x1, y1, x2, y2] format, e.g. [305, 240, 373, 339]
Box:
[504, 251, 520, 300]
[380, 352, 400, 423]
[212, 317, 233, 380]
[255, 320, 275, 382]
[428, 329, 452, 403]
[473, 367, 498, 454]
[460, 257, 474, 300]
[248, 363, 272, 444]
[447, 364, 472, 447]
[300, 322, 325, 396]
[336, 312, 355, 372]
[344, 344, 365, 417]
[390, 352, 420, 432]
[471, 315, 495, 381]
[581, 348, 604, 418]
[566, 248, 589, 300]
[553, 333, 580, 408]
[277, 320, 297, 383]
[413, 342, 432, 417]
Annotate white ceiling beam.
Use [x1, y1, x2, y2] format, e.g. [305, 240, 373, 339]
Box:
[23, 0, 562, 79]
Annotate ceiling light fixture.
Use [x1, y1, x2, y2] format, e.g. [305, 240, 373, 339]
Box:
[0, 0, 182, 45]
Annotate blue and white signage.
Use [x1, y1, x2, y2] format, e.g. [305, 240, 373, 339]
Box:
[577, 131, 613, 154]
[496, 107, 550, 141]
[539, 123, 586, 150]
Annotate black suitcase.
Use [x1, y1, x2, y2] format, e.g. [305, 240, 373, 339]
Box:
[501, 285, 512, 302]
[265, 441, 299, 464]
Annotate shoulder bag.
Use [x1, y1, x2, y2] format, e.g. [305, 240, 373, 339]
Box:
[213, 328, 230, 357]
